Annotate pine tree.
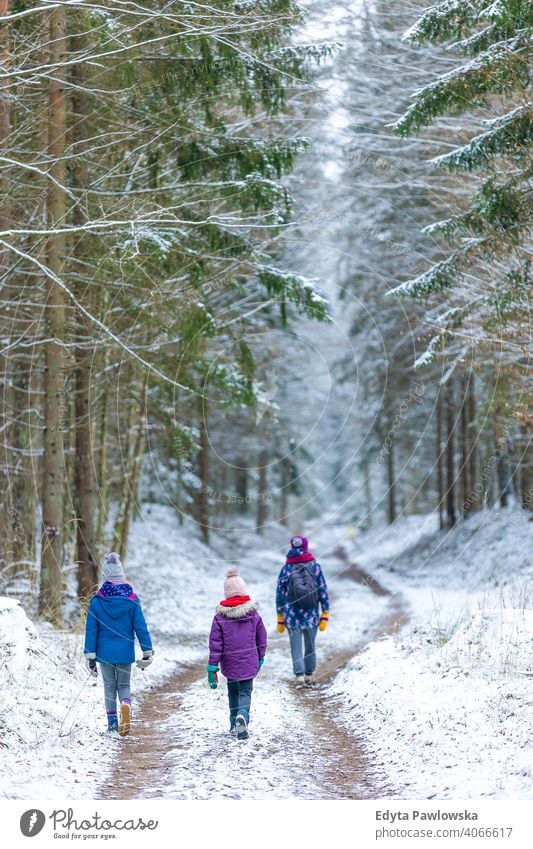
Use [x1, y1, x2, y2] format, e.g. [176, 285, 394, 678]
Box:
[0, 0, 13, 577]
[0, 1, 332, 605]
[39, 7, 68, 623]
[392, 0, 532, 369]
[300, 0, 458, 523]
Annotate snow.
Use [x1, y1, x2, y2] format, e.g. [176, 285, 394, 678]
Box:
[0, 596, 37, 675]
[330, 508, 533, 799]
[432, 105, 530, 170]
[161, 665, 329, 799]
[0, 507, 235, 800]
[1, 506, 531, 800]
[0, 507, 386, 799]
[0, 597, 115, 799]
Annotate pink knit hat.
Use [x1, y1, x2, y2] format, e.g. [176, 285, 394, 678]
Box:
[224, 567, 248, 598]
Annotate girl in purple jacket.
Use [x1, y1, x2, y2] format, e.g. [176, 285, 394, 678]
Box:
[207, 568, 267, 740]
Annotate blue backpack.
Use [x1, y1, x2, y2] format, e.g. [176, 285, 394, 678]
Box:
[288, 563, 319, 610]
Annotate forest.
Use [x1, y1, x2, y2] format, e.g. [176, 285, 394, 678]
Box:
[0, 0, 531, 617]
[0, 0, 532, 813]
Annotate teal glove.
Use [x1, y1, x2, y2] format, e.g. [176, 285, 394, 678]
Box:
[207, 664, 219, 689]
[258, 657, 265, 670]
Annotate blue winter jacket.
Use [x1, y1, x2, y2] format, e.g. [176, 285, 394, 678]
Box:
[84, 584, 152, 664]
[276, 556, 329, 631]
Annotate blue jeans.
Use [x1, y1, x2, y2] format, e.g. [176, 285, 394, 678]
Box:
[227, 678, 254, 727]
[99, 662, 131, 715]
[288, 628, 317, 676]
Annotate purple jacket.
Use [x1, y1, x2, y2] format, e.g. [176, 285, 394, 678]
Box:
[208, 600, 267, 681]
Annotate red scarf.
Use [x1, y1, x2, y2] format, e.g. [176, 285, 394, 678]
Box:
[286, 552, 315, 564]
[220, 595, 251, 607]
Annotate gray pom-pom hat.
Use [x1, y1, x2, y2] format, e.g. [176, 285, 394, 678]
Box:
[102, 551, 125, 582]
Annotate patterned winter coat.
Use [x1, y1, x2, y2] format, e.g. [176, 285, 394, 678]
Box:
[276, 558, 329, 630]
[208, 599, 267, 681]
[84, 581, 152, 664]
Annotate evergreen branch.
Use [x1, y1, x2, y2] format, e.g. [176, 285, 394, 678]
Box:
[403, 0, 487, 45]
[423, 173, 533, 242]
[484, 259, 532, 326]
[257, 265, 330, 321]
[451, 22, 514, 55]
[388, 238, 490, 296]
[432, 105, 533, 169]
[414, 327, 453, 368]
[394, 32, 530, 135]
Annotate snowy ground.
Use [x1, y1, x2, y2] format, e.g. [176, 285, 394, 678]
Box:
[330, 508, 533, 799]
[0, 506, 387, 799]
[95, 508, 392, 800]
[0, 504, 531, 799]
[0, 598, 113, 798]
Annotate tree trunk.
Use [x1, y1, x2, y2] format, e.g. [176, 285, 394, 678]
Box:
[460, 373, 472, 518]
[175, 456, 184, 526]
[113, 375, 148, 561]
[217, 464, 227, 519]
[71, 27, 98, 601]
[386, 435, 396, 524]
[39, 7, 67, 622]
[74, 343, 98, 597]
[235, 465, 248, 513]
[467, 377, 478, 512]
[445, 379, 457, 528]
[256, 448, 269, 533]
[197, 397, 210, 544]
[519, 425, 533, 510]
[436, 391, 445, 530]
[95, 345, 110, 553]
[0, 0, 13, 575]
[279, 455, 288, 525]
[494, 412, 516, 508]
[112, 398, 135, 556]
[482, 425, 495, 508]
[363, 451, 372, 528]
[10, 365, 36, 568]
[62, 371, 77, 567]
[118, 407, 146, 561]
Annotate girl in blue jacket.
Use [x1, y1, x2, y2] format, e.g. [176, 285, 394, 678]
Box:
[84, 552, 153, 736]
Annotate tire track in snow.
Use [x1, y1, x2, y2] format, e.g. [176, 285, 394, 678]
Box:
[97, 547, 406, 799]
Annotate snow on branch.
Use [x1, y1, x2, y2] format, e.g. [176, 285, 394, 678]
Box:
[257, 264, 330, 322]
[403, 1, 488, 45]
[432, 106, 533, 170]
[394, 32, 530, 135]
[0, 238, 200, 397]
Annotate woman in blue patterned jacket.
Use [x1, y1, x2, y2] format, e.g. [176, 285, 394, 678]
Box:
[276, 535, 329, 687]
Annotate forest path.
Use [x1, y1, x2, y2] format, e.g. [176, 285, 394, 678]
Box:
[97, 548, 406, 800]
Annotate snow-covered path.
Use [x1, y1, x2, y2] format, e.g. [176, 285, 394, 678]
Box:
[96, 524, 401, 800]
[2, 506, 529, 801]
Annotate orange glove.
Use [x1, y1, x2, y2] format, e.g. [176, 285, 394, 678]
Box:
[277, 615, 285, 633]
[319, 611, 330, 632]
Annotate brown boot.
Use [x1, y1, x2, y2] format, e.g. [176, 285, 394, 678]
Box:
[118, 701, 131, 737]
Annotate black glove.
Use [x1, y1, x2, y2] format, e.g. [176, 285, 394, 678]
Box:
[86, 655, 98, 678]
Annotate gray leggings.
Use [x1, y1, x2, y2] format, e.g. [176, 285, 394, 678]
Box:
[100, 662, 132, 714]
